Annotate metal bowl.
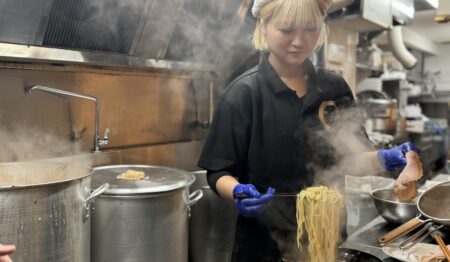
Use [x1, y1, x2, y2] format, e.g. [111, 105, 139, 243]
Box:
[370, 188, 419, 224]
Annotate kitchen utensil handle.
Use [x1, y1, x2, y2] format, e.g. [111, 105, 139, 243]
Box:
[399, 221, 434, 249]
[434, 235, 450, 262]
[189, 189, 204, 206]
[234, 193, 249, 200]
[234, 193, 297, 199]
[378, 217, 424, 246]
[400, 223, 444, 250]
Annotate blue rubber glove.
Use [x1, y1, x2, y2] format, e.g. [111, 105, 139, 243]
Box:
[377, 142, 419, 171]
[232, 184, 275, 218]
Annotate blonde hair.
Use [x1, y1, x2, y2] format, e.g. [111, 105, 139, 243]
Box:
[252, 0, 331, 51]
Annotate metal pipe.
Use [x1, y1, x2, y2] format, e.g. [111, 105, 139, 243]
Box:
[387, 26, 418, 69]
[25, 85, 107, 152]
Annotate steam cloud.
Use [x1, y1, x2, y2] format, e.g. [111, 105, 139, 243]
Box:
[0, 123, 82, 163]
[272, 106, 383, 260]
[310, 106, 381, 189]
[164, 0, 258, 81]
[0, 120, 95, 187]
[66, 0, 259, 81]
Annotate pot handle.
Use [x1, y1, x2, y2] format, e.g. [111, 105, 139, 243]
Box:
[189, 189, 203, 206]
[83, 183, 110, 222]
[85, 183, 110, 204]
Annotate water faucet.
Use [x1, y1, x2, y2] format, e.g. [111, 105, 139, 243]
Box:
[25, 85, 110, 152]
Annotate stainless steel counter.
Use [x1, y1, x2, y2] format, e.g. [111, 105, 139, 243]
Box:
[342, 216, 399, 261]
[342, 216, 450, 261]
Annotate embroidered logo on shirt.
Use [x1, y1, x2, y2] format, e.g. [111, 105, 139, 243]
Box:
[318, 100, 339, 132]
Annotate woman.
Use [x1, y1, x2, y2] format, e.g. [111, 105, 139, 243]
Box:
[198, 0, 420, 261]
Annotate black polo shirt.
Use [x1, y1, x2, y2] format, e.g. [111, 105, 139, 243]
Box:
[198, 53, 356, 193]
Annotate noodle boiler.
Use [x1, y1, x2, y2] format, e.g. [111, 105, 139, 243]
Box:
[0, 161, 109, 262]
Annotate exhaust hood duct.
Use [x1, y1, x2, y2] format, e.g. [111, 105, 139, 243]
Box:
[41, 0, 148, 54]
[392, 0, 415, 25]
[328, 0, 392, 32]
[387, 26, 418, 69]
[436, 0, 450, 23]
[415, 0, 438, 11]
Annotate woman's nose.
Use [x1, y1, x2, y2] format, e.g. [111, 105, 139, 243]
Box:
[291, 33, 304, 47]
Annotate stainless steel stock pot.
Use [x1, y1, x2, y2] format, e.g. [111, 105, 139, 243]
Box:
[90, 165, 203, 262]
[189, 170, 237, 262]
[0, 161, 108, 262]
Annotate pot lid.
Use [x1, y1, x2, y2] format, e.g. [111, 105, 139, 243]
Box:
[91, 165, 195, 195]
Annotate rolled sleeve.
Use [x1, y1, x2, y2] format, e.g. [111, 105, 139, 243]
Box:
[198, 94, 251, 192]
[206, 170, 233, 194]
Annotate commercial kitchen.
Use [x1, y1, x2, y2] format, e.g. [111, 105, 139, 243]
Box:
[0, 0, 450, 261]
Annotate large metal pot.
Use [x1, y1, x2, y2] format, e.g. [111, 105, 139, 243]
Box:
[90, 165, 203, 262]
[189, 170, 237, 262]
[0, 161, 107, 262]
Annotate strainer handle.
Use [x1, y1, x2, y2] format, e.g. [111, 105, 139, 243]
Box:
[378, 217, 425, 246]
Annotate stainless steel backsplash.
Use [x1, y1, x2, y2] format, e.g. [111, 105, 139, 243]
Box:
[0, 63, 220, 166]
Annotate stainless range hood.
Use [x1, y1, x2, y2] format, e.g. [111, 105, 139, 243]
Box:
[0, 0, 252, 73]
[0, 0, 185, 58]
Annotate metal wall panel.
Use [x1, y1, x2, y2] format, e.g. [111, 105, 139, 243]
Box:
[0, 63, 218, 160]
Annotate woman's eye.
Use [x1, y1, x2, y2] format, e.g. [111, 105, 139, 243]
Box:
[279, 28, 293, 34]
[304, 27, 317, 32]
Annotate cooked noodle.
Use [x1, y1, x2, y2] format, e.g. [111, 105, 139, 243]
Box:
[296, 186, 343, 262]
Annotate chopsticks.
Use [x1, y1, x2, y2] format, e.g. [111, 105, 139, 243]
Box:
[429, 226, 450, 262]
[399, 222, 434, 249]
[399, 223, 444, 250]
[233, 193, 297, 200]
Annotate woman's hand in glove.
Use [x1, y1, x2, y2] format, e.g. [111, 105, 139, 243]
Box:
[395, 151, 424, 200]
[232, 184, 275, 218]
[396, 151, 423, 186]
[377, 142, 419, 171]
